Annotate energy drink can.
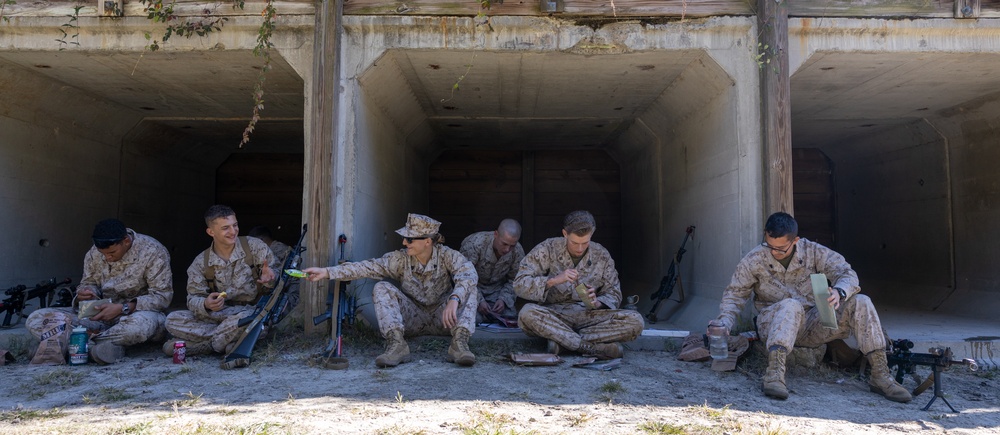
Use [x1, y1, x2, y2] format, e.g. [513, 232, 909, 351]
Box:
[173, 340, 186, 364]
[69, 326, 88, 365]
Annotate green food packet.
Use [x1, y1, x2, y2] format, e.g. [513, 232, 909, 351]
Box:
[285, 269, 307, 278]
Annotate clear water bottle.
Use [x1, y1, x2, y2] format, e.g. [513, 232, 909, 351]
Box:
[708, 326, 729, 360]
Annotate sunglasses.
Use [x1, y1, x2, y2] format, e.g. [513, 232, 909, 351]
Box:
[403, 236, 428, 244]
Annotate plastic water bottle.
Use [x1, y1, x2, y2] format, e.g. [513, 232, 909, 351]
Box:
[708, 326, 728, 360]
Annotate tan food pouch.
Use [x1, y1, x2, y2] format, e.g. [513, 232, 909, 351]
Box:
[78, 298, 114, 319]
[30, 311, 71, 365]
[575, 283, 596, 309]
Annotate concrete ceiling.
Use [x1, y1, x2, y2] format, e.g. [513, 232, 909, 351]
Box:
[0, 50, 305, 153]
[791, 52, 1000, 149]
[363, 50, 703, 149]
[4, 48, 1000, 154]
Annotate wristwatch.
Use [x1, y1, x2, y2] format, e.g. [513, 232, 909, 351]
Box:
[121, 302, 132, 315]
[834, 287, 848, 300]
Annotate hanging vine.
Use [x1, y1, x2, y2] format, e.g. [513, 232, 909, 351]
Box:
[238, 0, 276, 148]
[0, 0, 16, 24]
[140, 0, 233, 51]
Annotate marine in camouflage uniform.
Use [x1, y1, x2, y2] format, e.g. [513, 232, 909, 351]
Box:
[514, 211, 644, 360]
[305, 213, 479, 367]
[163, 206, 276, 365]
[711, 212, 910, 402]
[27, 219, 172, 365]
[459, 222, 524, 323]
[248, 226, 299, 314]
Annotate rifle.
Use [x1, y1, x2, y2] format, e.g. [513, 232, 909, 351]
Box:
[224, 223, 307, 366]
[886, 338, 979, 413]
[1, 278, 72, 328]
[646, 226, 695, 323]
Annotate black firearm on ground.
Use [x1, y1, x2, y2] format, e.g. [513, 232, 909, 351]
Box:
[224, 224, 307, 365]
[886, 338, 979, 412]
[647, 226, 695, 323]
[0, 278, 72, 328]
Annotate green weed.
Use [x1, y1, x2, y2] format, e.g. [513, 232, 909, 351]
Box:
[0, 407, 65, 423]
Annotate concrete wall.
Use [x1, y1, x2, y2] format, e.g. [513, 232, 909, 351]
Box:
[820, 121, 952, 311]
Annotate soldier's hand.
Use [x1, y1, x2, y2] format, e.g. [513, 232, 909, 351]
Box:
[76, 286, 98, 301]
[205, 292, 226, 312]
[442, 299, 459, 329]
[827, 287, 841, 310]
[491, 299, 506, 313]
[91, 302, 122, 321]
[586, 286, 603, 309]
[560, 269, 580, 285]
[303, 267, 330, 281]
[477, 300, 491, 316]
[706, 319, 729, 337]
[258, 265, 276, 285]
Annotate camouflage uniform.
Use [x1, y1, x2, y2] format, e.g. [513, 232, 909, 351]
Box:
[514, 237, 644, 351]
[164, 237, 275, 353]
[258, 238, 299, 315]
[26, 229, 173, 347]
[715, 238, 887, 354]
[459, 231, 524, 321]
[323, 245, 478, 337]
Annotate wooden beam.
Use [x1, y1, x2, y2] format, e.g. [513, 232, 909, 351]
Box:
[521, 151, 535, 249]
[759, 0, 793, 216]
[342, 0, 753, 16]
[302, 0, 342, 336]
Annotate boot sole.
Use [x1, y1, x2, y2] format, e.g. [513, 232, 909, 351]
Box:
[446, 354, 477, 366]
[763, 383, 789, 400]
[375, 355, 412, 368]
[869, 385, 912, 403]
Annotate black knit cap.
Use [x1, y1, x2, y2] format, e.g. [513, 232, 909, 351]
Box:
[92, 218, 127, 249]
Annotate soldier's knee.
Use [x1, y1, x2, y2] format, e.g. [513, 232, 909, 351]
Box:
[372, 281, 399, 299]
[619, 310, 645, 335]
[773, 298, 804, 315]
[849, 293, 874, 308]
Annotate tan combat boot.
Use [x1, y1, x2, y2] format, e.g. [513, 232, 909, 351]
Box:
[375, 329, 412, 368]
[762, 347, 789, 400]
[867, 350, 913, 403]
[577, 341, 625, 360]
[447, 327, 476, 366]
[546, 340, 562, 355]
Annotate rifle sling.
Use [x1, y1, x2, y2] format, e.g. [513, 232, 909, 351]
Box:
[203, 236, 259, 295]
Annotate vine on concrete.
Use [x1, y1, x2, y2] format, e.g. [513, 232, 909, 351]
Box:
[55, 4, 84, 49]
[441, 1, 493, 103]
[0, 0, 15, 24]
[140, 0, 232, 52]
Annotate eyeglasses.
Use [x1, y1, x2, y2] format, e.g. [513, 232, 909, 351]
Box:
[760, 240, 794, 254]
[403, 236, 428, 244]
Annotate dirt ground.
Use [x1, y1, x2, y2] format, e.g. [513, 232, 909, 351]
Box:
[1, 325, 998, 435]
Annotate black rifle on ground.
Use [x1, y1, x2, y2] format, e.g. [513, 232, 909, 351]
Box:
[646, 226, 695, 323]
[1, 278, 72, 328]
[886, 338, 979, 413]
[224, 224, 307, 366]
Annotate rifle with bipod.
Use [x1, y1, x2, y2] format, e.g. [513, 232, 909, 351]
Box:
[886, 338, 979, 413]
[646, 226, 694, 323]
[224, 223, 307, 366]
[313, 234, 350, 369]
[1, 277, 72, 328]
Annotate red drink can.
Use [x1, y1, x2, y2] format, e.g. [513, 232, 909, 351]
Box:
[173, 340, 187, 364]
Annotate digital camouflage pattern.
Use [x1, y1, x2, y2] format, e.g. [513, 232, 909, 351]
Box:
[460, 231, 524, 319]
[164, 236, 275, 353]
[514, 237, 643, 350]
[395, 213, 441, 238]
[715, 238, 887, 353]
[27, 229, 172, 346]
[323, 245, 478, 335]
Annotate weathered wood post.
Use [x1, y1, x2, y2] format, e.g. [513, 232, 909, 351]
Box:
[303, 0, 342, 335]
[759, 0, 794, 215]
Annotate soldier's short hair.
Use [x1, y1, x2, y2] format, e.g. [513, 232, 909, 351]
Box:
[563, 210, 596, 236]
[497, 219, 522, 239]
[204, 205, 236, 227]
[764, 212, 798, 239]
[92, 218, 127, 249]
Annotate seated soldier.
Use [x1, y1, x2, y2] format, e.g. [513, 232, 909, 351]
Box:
[162, 205, 276, 369]
[459, 219, 525, 324]
[304, 213, 479, 367]
[26, 218, 173, 364]
[247, 225, 299, 314]
[514, 210, 644, 359]
[709, 212, 911, 402]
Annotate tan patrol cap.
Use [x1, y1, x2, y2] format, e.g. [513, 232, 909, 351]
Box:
[395, 213, 441, 238]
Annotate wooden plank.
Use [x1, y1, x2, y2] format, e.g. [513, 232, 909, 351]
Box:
[431, 149, 522, 169]
[342, 0, 754, 17]
[534, 191, 621, 216]
[429, 191, 522, 215]
[534, 170, 621, 193]
[534, 150, 620, 171]
[522, 151, 535, 249]
[760, 0, 794, 216]
[216, 191, 304, 214]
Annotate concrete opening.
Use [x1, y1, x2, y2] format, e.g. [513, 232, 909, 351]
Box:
[0, 50, 305, 303]
[348, 47, 744, 328]
[791, 48, 1000, 320]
